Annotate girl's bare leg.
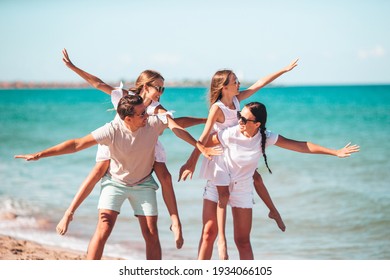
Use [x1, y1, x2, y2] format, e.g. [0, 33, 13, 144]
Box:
[253, 171, 286, 232]
[153, 162, 184, 249]
[216, 186, 229, 260]
[56, 160, 110, 235]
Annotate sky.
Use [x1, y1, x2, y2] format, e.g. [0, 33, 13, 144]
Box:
[1, 0, 389, 85]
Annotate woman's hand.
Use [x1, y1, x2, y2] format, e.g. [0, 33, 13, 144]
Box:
[336, 142, 360, 158]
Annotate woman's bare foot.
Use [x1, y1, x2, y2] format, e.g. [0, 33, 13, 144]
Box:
[268, 211, 286, 232]
[56, 211, 73, 235]
[218, 238, 229, 260]
[170, 224, 184, 249]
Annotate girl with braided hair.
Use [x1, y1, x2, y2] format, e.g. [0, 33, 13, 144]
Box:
[205, 101, 360, 259]
[179, 59, 298, 260]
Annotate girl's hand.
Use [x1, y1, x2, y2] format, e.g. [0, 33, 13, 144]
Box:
[178, 161, 195, 182]
[284, 58, 299, 72]
[62, 48, 75, 69]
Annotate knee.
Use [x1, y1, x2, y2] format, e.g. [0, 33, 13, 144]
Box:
[234, 235, 251, 250]
[202, 223, 218, 243]
[95, 211, 116, 238]
[96, 221, 113, 241]
[142, 225, 160, 243]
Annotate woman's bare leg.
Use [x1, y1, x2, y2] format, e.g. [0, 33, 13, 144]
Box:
[216, 186, 229, 260]
[198, 199, 218, 260]
[232, 207, 253, 260]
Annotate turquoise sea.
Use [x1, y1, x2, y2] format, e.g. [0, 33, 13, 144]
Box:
[0, 85, 389, 260]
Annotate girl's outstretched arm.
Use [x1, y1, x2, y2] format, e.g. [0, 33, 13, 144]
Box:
[167, 117, 222, 161]
[154, 104, 206, 128]
[238, 58, 299, 101]
[62, 48, 119, 95]
[174, 117, 207, 128]
[275, 135, 360, 157]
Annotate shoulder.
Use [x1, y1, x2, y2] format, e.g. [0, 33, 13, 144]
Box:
[148, 115, 168, 128]
[147, 101, 161, 115]
[91, 121, 117, 140]
[232, 96, 240, 108]
[209, 102, 223, 115]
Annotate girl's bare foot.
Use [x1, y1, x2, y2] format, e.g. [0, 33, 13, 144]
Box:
[56, 211, 73, 235]
[218, 238, 229, 260]
[268, 211, 286, 232]
[170, 223, 184, 249]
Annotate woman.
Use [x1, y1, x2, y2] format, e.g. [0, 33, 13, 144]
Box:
[56, 49, 207, 250]
[205, 101, 360, 259]
[179, 60, 298, 259]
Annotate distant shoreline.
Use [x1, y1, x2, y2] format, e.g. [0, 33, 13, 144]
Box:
[1, 81, 388, 89]
[0, 80, 212, 89]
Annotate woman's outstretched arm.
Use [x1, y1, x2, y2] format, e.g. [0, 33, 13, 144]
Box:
[275, 135, 360, 157]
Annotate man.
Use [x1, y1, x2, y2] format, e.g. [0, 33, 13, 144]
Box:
[15, 94, 219, 259]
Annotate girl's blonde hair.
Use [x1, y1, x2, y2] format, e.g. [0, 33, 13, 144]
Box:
[208, 69, 233, 107]
[130, 70, 164, 94]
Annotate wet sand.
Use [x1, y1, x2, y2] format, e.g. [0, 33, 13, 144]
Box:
[0, 234, 121, 260]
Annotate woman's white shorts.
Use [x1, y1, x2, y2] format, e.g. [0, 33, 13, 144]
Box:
[203, 177, 255, 209]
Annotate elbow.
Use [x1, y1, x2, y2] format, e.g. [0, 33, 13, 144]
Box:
[94, 81, 106, 90]
[88, 78, 105, 90]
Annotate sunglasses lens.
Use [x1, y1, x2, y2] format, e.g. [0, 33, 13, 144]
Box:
[237, 111, 247, 124]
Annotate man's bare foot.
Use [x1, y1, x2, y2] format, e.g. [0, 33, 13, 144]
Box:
[217, 239, 229, 260]
[170, 224, 184, 249]
[269, 211, 286, 232]
[56, 211, 73, 235]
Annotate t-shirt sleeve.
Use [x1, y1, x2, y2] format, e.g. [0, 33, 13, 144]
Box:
[265, 130, 279, 147]
[91, 123, 114, 146]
